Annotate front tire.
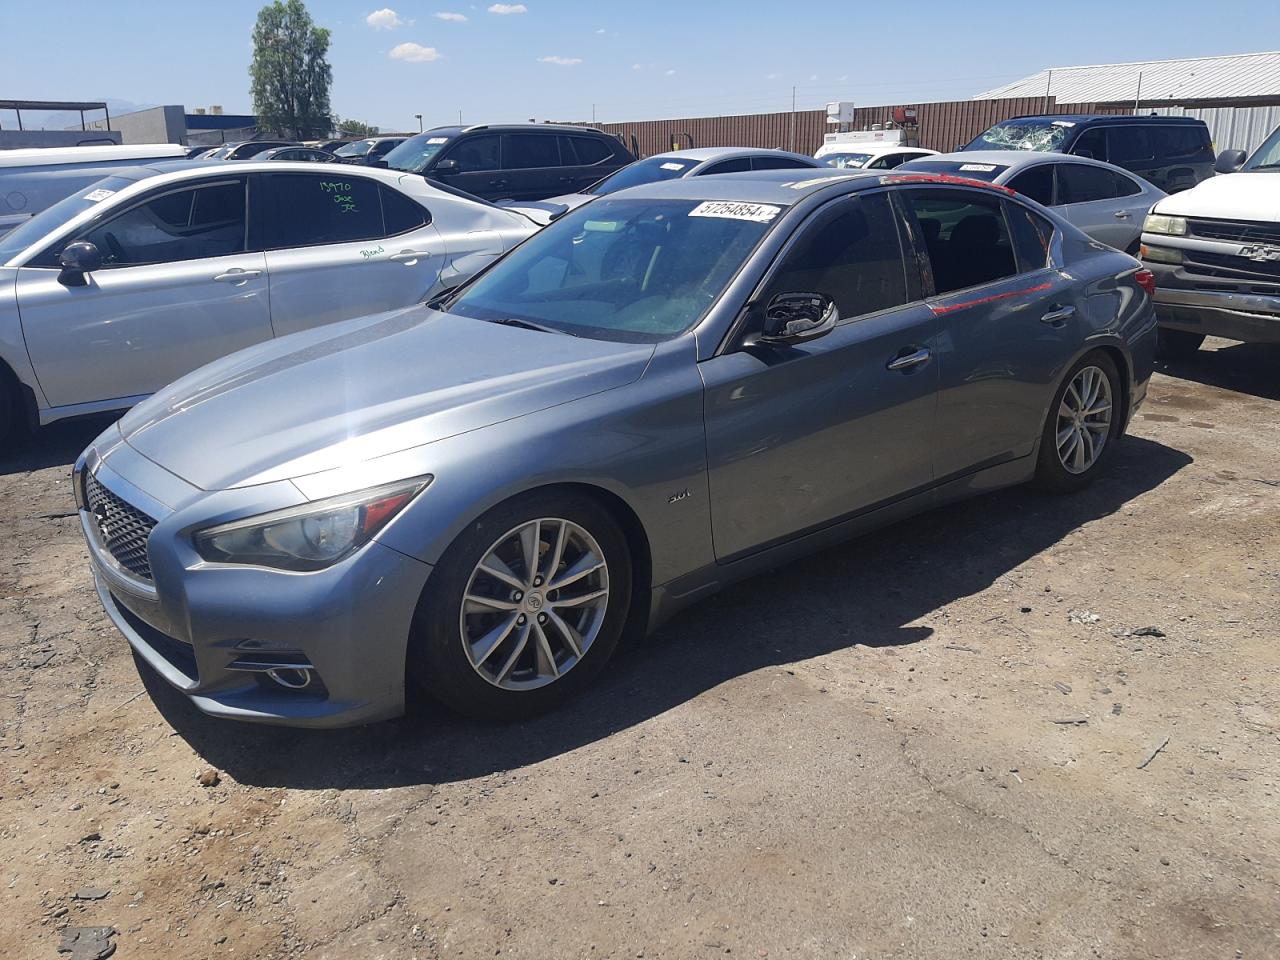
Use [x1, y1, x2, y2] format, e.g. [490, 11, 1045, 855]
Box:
[1033, 351, 1122, 494]
[1156, 326, 1205, 361]
[408, 491, 633, 720]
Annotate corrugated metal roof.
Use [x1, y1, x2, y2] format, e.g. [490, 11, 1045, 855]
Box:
[974, 52, 1280, 104]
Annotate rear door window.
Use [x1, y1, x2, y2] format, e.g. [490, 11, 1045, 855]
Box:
[504, 133, 561, 169]
[751, 156, 813, 171]
[1107, 127, 1155, 165]
[1006, 164, 1055, 205]
[1155, 126, 1210, 160]
[563, 136, 613, 165]
[1057, 163, 1119, 204]
[763, 192, 910, 321]
[256, 173, 386, 249]
[80, 178, 248, 266]
[700, 157, 753, 175]
[380, 185, 431, 235]
[901, 189, 1018, 295]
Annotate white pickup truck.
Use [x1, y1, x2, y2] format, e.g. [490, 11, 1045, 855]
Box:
[1140, 124, 1280, 358]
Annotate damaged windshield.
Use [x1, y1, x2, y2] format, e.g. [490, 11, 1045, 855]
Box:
[966, 118, 1075, 153]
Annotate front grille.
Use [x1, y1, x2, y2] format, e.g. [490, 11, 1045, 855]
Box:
[84, 471, 157, 581]
[1182, 250, 1280, 284]
[1188, 218, 1280, 245]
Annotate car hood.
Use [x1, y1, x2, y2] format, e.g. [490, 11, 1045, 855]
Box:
[1153, 172, 1280, 221]
[119, 305, 655, 490]
[498, 195, 591, 226]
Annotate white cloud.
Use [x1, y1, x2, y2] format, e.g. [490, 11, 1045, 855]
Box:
[808, 74, 819, 81]
[631, 62, 642, 70]
[538, 55, 582, 66]
[595, 27, 606, 34]
[389, 42, 442, 62]
[765, 72, 778, 80]
[434, 11, 467, 21]
[665, 68, 677, 76]
[366, 8, 405, 29]
[488, 3, 527, 13]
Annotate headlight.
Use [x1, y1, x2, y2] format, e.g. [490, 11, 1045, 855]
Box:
[1143, 214, 1187, 236]
[193, 476, 431, 571]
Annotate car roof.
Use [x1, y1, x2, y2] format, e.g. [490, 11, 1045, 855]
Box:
[423, 123, 612, 137]
[818, 143, 934, 155]
[919, 150, 1151, 177]
[998, 113, 1204, 126]
[648, 146, 805, 162]
[604, 168, 889, 204]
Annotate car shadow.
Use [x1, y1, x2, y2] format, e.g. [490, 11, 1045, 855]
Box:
[1157, 341, 1280, 401]
[141, 434, 1192, 790]
[0, 414, 117, 477]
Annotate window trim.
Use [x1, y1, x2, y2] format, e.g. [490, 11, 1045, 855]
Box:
[721, 188, 918, 354]
[31, 176, 250, 270]
[1003, 198, 1059, 275]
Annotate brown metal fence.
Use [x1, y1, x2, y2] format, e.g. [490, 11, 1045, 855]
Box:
[591, 97, 1132, 157]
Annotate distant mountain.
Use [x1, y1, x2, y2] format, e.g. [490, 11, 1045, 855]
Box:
[0, 98, 160, 130]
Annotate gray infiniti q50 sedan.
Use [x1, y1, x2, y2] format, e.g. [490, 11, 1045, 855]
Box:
[75, 169, 1157, 727]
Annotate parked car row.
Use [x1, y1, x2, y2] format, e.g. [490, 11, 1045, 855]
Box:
[6, 111, 1276, 731]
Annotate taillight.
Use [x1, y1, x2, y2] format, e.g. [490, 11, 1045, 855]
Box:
[1135, 269, 1156, 298]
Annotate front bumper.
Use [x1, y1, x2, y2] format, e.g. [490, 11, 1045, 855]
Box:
[79, 435, 433, 728]
[1144, 247, 1280, 344]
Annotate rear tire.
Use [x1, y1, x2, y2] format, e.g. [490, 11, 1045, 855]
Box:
[1156, 326, 1205, 361]
[407, 490, 633, 720]
[1033, 351, 1123, 494]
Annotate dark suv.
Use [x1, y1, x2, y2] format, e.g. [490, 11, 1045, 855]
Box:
[963, 115, 1214, 193]
[381, 123, 635, 202]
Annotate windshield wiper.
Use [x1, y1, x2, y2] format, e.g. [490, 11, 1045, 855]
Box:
[486, 317, 578, 337]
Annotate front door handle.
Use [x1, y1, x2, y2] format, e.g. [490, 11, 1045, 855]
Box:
[1113, 211, 1130, 219]
[489, 178, 508, 188]
[887, 347, 932, 371]
[213, 269, 262, 283]
[389, 250, 434, 264]
[1041, 305, 1076, 326]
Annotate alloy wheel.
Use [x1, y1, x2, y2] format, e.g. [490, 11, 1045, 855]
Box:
[1056, 365, 1113, 474]
[459, 518, 610, 690]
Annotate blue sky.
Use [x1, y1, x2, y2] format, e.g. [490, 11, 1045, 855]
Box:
[2, 0, 1279, 132]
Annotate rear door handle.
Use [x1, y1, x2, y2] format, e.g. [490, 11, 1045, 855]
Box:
[1113, 211, 1130, 219]
[389, 250, 434, 264]
[1041, 305, 1076, 326]
[886, 347, 931, 371]
[489, 178, 508, 188]
[213, 269, 262, 283]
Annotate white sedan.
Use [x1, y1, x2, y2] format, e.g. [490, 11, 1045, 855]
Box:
[813, 143, 939, 170]
[0, 161, 536, 440]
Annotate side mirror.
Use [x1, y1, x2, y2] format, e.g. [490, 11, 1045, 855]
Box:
[433, 158, 459, 174]
[757, 292, 838, 345]
[57, 241, 103, 287]
[1214, 149, 1247, 174]
[367, 158, 389, 169]
[1073, 148, 1095, 160]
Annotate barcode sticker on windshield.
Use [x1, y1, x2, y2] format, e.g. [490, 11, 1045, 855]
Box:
[427, 137, 449, 144]
[82, 189, 115, 202]
[689, 201, 781, 223]
[959, 163, 998, 172]
[1052, 120, 1076, 127]
[660, 162, 686, 171]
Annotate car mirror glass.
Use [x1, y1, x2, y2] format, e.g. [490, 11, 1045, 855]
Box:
[1214, 149, 1247, 174]
[757, 292, 838, 345]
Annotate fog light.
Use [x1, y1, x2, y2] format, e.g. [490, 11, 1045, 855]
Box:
[1141, 244, 1183, 265]
[266, 668, 314, 690]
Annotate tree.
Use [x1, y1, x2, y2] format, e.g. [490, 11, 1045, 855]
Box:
[335, 117, 380, 138]
[249, 0, 333, 139]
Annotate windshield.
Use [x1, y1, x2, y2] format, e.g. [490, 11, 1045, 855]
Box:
[1243, 125, 1280, 170]
[207, 145, 234, 159]
[820, 152, 875, 170]
[966, 118, 1074, 153]
[443, 197, 783, 342]
[587, 156, 699, 196]
[0, 175, 137, 265]
[893, 159, 1010, 182]
[335, 139, 374, 157]
[384, 134, 453, 173]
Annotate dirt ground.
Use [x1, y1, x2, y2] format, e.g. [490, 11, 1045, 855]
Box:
[2, 339, 1278, 960]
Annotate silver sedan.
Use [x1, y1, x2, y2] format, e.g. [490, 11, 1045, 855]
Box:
[0, 161, 536, 440]
[76, 169, 1156, 727]
[898, 151, 1166, 254]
